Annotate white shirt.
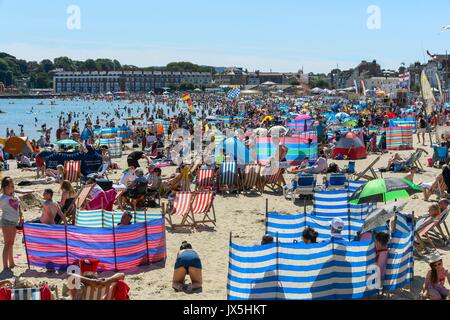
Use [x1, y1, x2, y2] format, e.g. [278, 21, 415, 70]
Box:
[119, 169, 136, 187]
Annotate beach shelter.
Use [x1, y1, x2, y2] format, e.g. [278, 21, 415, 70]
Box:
[256, 134, 318, 165]
[382, 127, 413, 151]
[118, 125, 133, 143]
[4, 136, 33, 157]
[332, 132, 368, 160]
[101, 127, 118, 139]
[216, 137, 255, 164]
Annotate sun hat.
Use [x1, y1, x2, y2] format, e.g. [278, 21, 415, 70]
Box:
[426, 251, 443, 265]
[330, 217, 345, 231]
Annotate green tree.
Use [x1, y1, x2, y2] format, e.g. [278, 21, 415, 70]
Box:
[40, 59, 54, 73]
[83, 59, 97, 71]
[54, 57, 74, 71]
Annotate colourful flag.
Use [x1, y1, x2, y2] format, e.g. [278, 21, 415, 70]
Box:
[227, 85, 241, 100]
[182, 93, 194, 113]
[420, 71, 435, 114]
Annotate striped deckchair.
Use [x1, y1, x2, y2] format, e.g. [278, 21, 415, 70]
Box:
[163, 192, 194, 229]
[80, 274, 125, 300]
[11, 288, 42, 300]
[196, 168, 215, 191]
[190, 192, 216, 227]
[259, 166, 285, 193]
[219, 162, 239, 193]
[241, 164, 261, 193]
[64, 160, 82, 186]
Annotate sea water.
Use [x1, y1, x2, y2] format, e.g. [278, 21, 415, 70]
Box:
[0, 99, 179, 140]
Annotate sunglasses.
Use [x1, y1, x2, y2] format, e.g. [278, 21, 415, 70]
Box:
[433, 262, 443, 267]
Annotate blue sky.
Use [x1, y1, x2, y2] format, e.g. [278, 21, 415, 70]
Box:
[0, 0, 449, 73]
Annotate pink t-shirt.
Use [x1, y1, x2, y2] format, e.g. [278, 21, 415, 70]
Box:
[376, 249, 389, 281]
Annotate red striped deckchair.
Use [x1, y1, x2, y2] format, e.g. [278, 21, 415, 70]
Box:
[64, 160, 82, 186]
[196, 168, 215, 191]
[80, 275, 125, 300]
[416, 219, 440, 252]
[75, 184, 95, 211]
[259, 166, 285, 193]
[190, 192, 216, 226]
[163, 192, 194, 229]
[241, 164, 261, 193]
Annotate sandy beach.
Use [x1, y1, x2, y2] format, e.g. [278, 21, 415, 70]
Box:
[0, 134, 447, 300]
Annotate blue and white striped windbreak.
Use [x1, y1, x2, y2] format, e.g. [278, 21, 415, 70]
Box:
[314, 188, 376, 220]
[227, 225, 414, 300]
[266, 212, 364, 242]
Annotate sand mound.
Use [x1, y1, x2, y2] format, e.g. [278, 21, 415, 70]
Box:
[19, 193, 43, 210]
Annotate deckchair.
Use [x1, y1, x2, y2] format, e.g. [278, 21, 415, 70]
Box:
[259, 166, 285, 193]
[433, 146, 449, 167]
[2, 285, 57, 300]
[241, 164, 261, 193]
[190, 192, 216, 227]
[355, 156, 380, 181]
[413, 148, 428, 171]
[219, 162, 239, 193]
[325, 173, 348, 190]
[163, 192, 194, 229]
[284, 174, 316, 204]
[64, 160, 82, 187]
[425, 209, 450, 245]
[415, 219, 439, 253]
[79, 274, 127, 300]
[196, 168, 215, 191]
[75, 184, 95, 211]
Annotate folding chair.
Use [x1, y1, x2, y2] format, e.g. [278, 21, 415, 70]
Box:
[433, 146, 449, 167]
[80, 274, 126, 300]
[284, 174, 316, 204]
[415, 219, 440, 253]
[75, 184, 95, 211]
[64, 160, 82, 188]
[219, 162, 239, 193]
[196, 168, 215, 191]
[163, 192, 194, 229]
[259, 166, 285, 193]
[325, 173, 348, 190]
[190, 192, 216, 227]
[413, 148, 428, 171]
[241, 164, 261, 193]
[355, 156, 380, 181]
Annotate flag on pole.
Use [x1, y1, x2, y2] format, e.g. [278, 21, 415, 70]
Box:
[399, 73, 411, 89]
[435, 73, 443, 103]
[354, 80, 359, 94]
[420, 70, 436, 114]
[182, 93, 194, 113]
[360, 80, 367, 95]
[227, 86, 241, 100]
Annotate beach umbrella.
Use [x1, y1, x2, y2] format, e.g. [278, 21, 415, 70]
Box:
[262, 116, 274, 123]
[55, 139, 79, 146]
[360, 202, 407, 234]
[335, 112, 349, 120]
[295, 114, 312, 121]
[269, 126, 289, 136]
[343, 119, 357, 128]
[349, 178, 422, 205]
[385, 112, 397, 119]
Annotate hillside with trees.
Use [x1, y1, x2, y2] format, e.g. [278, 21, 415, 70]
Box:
[0, 52, 215, 90]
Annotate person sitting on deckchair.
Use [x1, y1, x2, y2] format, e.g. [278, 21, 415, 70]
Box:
[45, 165, 65, 183]
[383, 153, 407, 171]
[299, 150, 328, 174]
[404, 166, 418, 183]
[330, 218, 345, 241]
[68, 258, 129, 300]
[422, 166, 450, 201]
[172, 242, 203, 294]
[421, 253, 450, 300]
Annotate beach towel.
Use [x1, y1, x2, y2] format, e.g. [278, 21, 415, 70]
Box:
[114, 280, 131, 300]
[86, 189, 117, 211]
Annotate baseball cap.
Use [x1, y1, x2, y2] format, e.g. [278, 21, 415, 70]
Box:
[330, 218, 345, 231]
